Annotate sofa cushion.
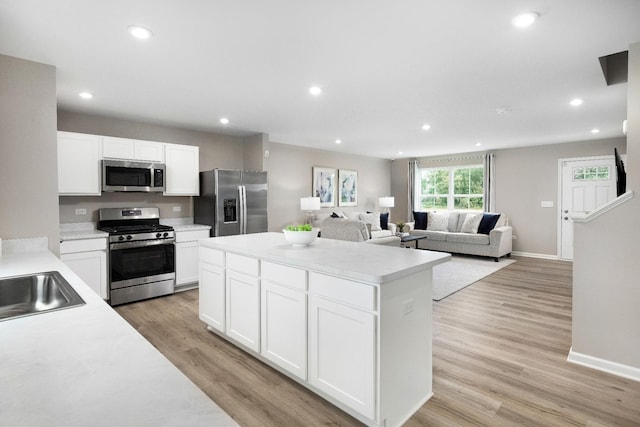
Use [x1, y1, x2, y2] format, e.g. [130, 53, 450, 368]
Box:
[427, 212, 449, 231]
[446, 232, 490, 245]
[447, 212, 459, 232]
[478, 213, 501, 235]
[460, 213, 482, 233]
[413, 211, 427, 230]
[360, 212, 381, 231]
[456, 212, 468, 232]
[371, 229, 393, 239]
[411, 229, 448, 241]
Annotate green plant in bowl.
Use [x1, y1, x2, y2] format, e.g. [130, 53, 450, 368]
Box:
[285, 224, 313, 231]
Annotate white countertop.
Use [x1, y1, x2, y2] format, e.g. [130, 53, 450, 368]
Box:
[172, 223, 211, 232]
[201, 232, 450, 283]
[0, 251, 237, 427]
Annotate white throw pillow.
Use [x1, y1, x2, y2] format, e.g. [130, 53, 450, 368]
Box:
[427, 212, 449, 232]
[460, 213, 482, 234]
[360, 212, 382, 231]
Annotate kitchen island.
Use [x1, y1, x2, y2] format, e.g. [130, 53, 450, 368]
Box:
[0, 248, 237, 427]
[199, 232, 450, 427]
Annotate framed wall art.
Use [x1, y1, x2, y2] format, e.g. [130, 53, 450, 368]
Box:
[312, 166, 336, 207]
[338, 169, 358, 207]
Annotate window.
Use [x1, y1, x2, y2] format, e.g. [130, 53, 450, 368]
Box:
[572, 166, 610, 181]
[417, 165, 484, 211]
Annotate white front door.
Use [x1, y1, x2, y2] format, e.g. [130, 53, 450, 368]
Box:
[559, 156, 616, 260]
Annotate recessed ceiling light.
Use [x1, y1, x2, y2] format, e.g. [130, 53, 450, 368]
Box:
[590, 128, 601, 134]
[309, 86, 322, 96]
[512, 12, 539, 28]
[570, 98, 584, 107]
[475, 142, 483, 147]
[79, 92, 93, 100]
[335, 139, 342, 144]
[421, 124, 431, 131]
[496, 107, 510, 115]
[398, 151, 403, 156]
[219, 117, 229, 125]
[128, 25, 153, 40]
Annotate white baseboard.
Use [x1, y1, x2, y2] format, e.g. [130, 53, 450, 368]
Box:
[567, 347, 640, 382]
[511, 251, 559, 260]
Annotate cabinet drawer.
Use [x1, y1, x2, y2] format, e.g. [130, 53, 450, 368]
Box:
[60, 238, 107, 254]
[200, 247, 224, 267]
[175, 229, 210, 243]
[226, 253, 259, 276]
[309, 272, 376, 311]
[262, 261, 307, 291]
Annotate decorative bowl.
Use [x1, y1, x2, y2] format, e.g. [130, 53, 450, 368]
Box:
[282, 229, 318, 246]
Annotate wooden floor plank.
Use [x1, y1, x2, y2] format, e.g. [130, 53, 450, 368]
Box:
[116, 256, 640, 426]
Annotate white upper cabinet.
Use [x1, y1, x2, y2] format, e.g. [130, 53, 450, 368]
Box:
[164, 143, 199, 196]
[102, 136, 164, 162]
[57, 131, 102, 195]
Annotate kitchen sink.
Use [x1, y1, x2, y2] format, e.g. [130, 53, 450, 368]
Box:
[0, 271, 85, 322]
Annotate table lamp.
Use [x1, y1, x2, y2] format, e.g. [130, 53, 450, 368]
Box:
[378, 196, 395, 214]
[300, 197, 321, 226]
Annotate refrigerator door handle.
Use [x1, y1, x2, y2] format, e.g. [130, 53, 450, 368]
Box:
[238, 185, 247, 234]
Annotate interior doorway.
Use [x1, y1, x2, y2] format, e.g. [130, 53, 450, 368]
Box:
[558, 156, 616, 260]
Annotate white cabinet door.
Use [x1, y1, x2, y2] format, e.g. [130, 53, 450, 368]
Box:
[226, 270, 260, 352]
[308, 294, 376, 420]
[61, 250, 108, 299]
[103, 137, 165, 162]
[199, 262, 225, 332]
[102, 136, 135, 159]
[261, 280, 307, 380]
[176, 241, 199, 286]
[134, 140, 164, 162]
[176, 229, 210, 287]
[164, 143, 199, 196]
[57, 131, 102, 195]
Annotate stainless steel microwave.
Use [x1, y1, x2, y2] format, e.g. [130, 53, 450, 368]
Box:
[102, 160, 165, 193]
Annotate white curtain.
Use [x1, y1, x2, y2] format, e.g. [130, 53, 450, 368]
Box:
[483, 153, 495, 212]
[408, 160, 417, 220]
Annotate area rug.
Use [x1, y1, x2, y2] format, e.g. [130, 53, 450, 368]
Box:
[432, 255, 515, 301]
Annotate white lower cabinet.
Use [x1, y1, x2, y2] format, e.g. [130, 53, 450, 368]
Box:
[60, 238, 108, 299]
[308, 293, 376, 420]
[199, 248, 225, 332]
[226, 270, 260, 352]
[261, 262, 307, 380]
[176, 229, 210, 287]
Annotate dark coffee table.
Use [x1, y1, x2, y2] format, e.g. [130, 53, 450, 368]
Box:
[399, 234, 427, 249]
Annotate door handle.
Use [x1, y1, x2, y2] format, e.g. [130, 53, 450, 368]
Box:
[564, 210, 569, 213]
[564, 217, 569, 220]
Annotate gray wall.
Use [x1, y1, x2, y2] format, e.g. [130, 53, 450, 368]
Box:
[390, 138, 626, 256]
[0, 54, 59, 254]
[57, 110, 248, 223]
[572, 42, 640, 372]
[266, 141, 392, 231]
[493, 138, 625, 256]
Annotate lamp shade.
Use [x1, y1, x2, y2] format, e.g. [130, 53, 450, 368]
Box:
[378, 196, 395, 208]
[300, 197, 321, 211]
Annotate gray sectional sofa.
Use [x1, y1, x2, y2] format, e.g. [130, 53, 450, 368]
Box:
[406, 211, 512, 261]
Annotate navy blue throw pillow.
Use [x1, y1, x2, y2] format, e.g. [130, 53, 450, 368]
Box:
[380, 212, 389, 230]
[413, 211, 427, 230]
[477, 213, 501, 235]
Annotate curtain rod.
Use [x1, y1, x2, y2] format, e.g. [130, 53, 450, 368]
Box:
[416, 154, 486, 163]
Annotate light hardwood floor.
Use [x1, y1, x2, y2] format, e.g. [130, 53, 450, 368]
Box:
[115, 257, 640, 426]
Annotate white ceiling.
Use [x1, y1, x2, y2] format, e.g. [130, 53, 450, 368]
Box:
[1, 0, 639, 159]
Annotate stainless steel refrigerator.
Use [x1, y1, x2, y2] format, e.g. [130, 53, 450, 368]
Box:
[194, 169, 268, 237]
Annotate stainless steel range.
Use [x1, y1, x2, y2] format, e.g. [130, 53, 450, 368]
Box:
[98, 207, 175, 306]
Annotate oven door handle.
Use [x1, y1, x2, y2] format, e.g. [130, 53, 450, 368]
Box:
[110, 239, 175, 251]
